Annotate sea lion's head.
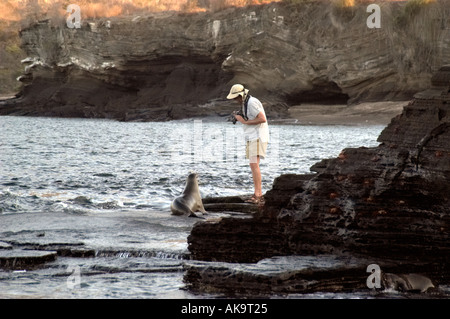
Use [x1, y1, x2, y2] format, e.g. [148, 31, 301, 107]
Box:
[187, 172, 199, 184]
[183, 172, 200, 194]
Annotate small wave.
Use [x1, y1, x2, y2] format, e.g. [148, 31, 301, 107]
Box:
[95, 200, 122, 210]
[0, 190, 38, 214]
[66, 196, 124, 211]
[135, 204, 154, 209]
[58, 204, 92, 215]
[69, 196, 93, 206]
[93, 173, 116, 178]
[2, 181, 19, 187]
[154, 251, 187, 260]
[95, 250, 189, 260]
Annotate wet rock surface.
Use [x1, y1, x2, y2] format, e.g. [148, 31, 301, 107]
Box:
[0, 241, 12, 250]
[186, 67, 450, 295]
[183, 255, 444, 296]
[202, 194, 260, 214]
[2, 1, 450, 120]
[0, 250, 57, 270]
[0, 205, 256, 298]
[0, 210, 195, 298]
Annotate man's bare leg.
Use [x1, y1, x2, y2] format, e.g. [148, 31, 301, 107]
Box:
[249, 155, 262, 197]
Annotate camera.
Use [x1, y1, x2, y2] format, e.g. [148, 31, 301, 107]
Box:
[228, 110, 245, 124]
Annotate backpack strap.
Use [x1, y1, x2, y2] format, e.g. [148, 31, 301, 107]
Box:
[243, 94, 251, 121]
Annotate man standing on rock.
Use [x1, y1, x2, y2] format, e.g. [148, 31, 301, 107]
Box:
[227, 84, 269, 205]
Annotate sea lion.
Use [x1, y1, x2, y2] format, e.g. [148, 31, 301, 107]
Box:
[382, 273, 435, 293]
[170, 173, 207, 217]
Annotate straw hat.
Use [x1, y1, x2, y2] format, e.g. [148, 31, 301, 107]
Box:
[226, 84, 249, 99]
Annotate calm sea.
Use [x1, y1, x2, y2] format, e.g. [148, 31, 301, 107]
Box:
[0, 116, 386, 298]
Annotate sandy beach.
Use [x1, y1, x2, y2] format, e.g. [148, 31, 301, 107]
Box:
[276, 101, 408, 126]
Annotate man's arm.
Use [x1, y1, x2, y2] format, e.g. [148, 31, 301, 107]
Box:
[235, 111, 266, 125]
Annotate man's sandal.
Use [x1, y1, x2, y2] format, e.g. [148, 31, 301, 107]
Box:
[246, 195, 265, 205]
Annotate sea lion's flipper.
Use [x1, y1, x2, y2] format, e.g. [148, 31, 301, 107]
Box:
[171, 198, 192, 216]
[196, 201, 207, 214]
[188, 211, 205, 219]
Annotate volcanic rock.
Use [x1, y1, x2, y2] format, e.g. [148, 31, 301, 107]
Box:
[183, 254, 439, 295]
[2, 1, 450, 120]
[0, 249, 57, 270]
[202, 194, 260, 214]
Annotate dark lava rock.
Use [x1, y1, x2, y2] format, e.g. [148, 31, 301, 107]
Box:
[183, 255, 372, 295]
[202, 194, 259, 214]
[183, 255, 438, 295]
[0, 249, 57, 270]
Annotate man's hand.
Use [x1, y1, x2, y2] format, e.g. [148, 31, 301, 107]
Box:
[234, 114, 245, 124]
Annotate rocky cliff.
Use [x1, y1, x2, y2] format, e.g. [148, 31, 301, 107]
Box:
[186, 66, 450, 294]
[1, 0, 450, 120]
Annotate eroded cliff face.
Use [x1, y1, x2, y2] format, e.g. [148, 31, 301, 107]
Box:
[2, 1, 450, 120]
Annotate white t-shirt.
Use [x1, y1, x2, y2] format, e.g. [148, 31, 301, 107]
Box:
[242, 96, 269, 143]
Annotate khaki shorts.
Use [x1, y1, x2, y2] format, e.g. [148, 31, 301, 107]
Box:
[246, 139, 268, 160]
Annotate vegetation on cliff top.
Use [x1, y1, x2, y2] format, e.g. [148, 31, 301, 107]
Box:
[0, 20, 25, 96]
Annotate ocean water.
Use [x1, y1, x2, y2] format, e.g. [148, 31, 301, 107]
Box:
[0, 115, 386, 299]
